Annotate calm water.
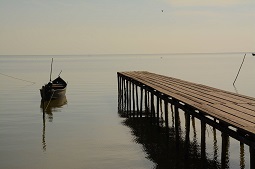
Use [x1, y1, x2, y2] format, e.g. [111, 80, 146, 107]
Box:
[0, 54, 255, 169]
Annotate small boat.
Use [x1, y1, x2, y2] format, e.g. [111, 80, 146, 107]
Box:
[40, 76, 67, 100]
[40, 58, 67, 100]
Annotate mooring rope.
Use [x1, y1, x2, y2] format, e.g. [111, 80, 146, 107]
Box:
[0, 72, 36, 84]
[233, 53, 246, 85]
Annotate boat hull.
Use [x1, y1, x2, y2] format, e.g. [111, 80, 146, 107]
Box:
[40, 76, 67, 100]
[40, 87, 66, 100]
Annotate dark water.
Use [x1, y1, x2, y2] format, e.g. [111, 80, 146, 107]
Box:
[0, 54, 254, 168]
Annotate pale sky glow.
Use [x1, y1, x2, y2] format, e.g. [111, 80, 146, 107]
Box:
[0, 0, 254, 55]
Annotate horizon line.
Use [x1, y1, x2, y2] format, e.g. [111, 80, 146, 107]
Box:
[0, 51, 253, 56]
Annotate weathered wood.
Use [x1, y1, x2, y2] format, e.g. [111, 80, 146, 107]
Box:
[117, 71, 255, 138]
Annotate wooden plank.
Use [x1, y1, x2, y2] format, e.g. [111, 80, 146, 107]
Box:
[210, 91, 255, 104]
[125, 72, 225, 104]
[126, 71, 255, 104]
[194, 103, 248, 127]
[130, 71, 255, 99]
[209, 104, 255, 125]
[141, 71, 223, 92]
[125, 72, 255, 106]
[221, 103, 255, 118]
[238, 103, 255, 112]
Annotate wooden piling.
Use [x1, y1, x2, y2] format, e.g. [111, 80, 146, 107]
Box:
[132, 82, 135, 117]
[250, 146, 255, 169]
[221, 132, 230, 169]
[156, 96, 160, 126]
[174, 100, 179, 138]
[240, 142, 245, 169]
[121, 77, 124, 111]
[136, 85, 139, 117]
[150, 91, 155, 121]
[145, 88, 148, 117]
[164, 98, 169, 128]
[140, 86, 143, 117]
[129, 80, 132, 116]
[125, 79, 127, 113]
[201, 120, 206, 168]
[184, 110, 190, 161]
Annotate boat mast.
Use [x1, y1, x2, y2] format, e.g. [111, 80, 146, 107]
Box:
[50, 58, 53, 82]
[58, 70, 62, 77]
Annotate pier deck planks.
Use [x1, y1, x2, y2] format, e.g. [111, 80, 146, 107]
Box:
[118, 71, 255, 135]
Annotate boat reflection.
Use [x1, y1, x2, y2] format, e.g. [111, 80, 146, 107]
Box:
[40, 96, 67, 152]
[40, 96, 67, 122]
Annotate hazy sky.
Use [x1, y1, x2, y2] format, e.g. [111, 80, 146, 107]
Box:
[0, 0, 254, 55]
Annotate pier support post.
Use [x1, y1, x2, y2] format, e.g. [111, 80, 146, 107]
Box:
[150, 91, 155, 122]
[140, 86, 143, 117]
[145, 88, 148, 117]
[126, 79, 129, 116]
[132, 82, 135, 117]
[174, 101, 180, 169]
[213, 128, 218, 165]
[126, 79, 129, 117]
[174, 101, 179, 140]
[136, 85, 139, 117]
[184, 111, 190, 161]
[117, 75, 120, 111]
[129, 80, 132, 117]
[164, 98, 169, 128]
[201, 120, 206, 168]
[121, 77, 124, 111]
[156, 95, 160, 126]
[250, 146, 255, 169]
[120, 76, 123, 111]
[240, 142, 245, 169]
[221, 132, 229, 169]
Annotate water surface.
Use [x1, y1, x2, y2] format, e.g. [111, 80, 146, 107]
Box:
[0, 54, 254, 169]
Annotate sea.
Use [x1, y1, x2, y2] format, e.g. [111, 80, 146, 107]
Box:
[0, 53, 255, 169]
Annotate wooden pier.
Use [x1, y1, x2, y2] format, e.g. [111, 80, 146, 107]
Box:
[117, 71, 255, 169]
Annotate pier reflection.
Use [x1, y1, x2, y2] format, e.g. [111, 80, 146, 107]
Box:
[40, 96, 67, 151]
[123, 117, 221, 169]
